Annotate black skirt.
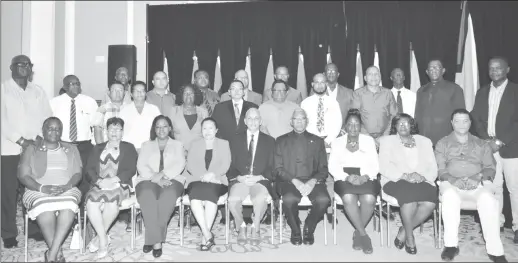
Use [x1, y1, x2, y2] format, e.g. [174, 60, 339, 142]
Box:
[187, 181, 227, 204]
[334, 179, 380, 197]
[383, 180, 438, 206]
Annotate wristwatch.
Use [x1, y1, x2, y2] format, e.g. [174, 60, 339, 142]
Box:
[17, 137, 25, 146]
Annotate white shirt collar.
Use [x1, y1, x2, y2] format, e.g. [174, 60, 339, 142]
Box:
[247, 129, 260, 138]
[491, 79, 508, 89]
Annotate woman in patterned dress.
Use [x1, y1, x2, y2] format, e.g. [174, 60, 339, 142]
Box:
[18, 117, 83, 262]
[84, 117, 138, 259]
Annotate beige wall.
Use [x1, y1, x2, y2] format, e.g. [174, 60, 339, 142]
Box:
[1, 1, 24, 82]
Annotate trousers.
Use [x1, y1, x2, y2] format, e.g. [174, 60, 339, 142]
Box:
[492, 152, 518, 231]
[228, 182, 269, 229]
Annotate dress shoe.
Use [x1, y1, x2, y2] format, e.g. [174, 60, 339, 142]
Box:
[302, 229, 315, 245]
[514, 230, 518, 244]
[441, 247, 459, 261]
[290, 232, 302, 246]
[489, 254, 508, 263]
[394, 237, 405, 250]
[152, 248, 162, 258]
[142, 245, 153, 253]
[3, 237, 18, 248]
[237, 226, 247, 242]
[28, 232, 45, 242]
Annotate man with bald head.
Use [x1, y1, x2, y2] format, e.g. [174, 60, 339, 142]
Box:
[390, 68, 416, 117]
[275, 108, 330, 245]
[415, 59, 465, 145]
[146, 71, 176, 115]
[263, 66, 302, 105]
[101, 67, 132, 105]
[193, 69, 220, 116]
[221, 70, 263, 106]
[227, 108, 275, 244]
[1, 55, 52, 247]
[471, 56, 518, 242]
[351, 66, 397, 143]
[50, 75, 98, 213]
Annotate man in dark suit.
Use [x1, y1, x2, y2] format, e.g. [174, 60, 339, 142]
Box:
[274, 108, 331, 246]
[227, 108, 275, 245]
[212, 79, 259, 142]
[471, 56, 518, 243]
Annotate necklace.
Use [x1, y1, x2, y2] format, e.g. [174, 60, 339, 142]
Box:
[399, 135, 416, 148]
[347, 136, 358, 147]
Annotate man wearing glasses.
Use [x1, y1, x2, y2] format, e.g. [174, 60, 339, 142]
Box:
[415, 59, 466, 146]
[1, 55, 53, 248]
[50, 75, 99, 215]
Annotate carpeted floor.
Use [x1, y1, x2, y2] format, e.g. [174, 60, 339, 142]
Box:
[1, 203, 517, 262]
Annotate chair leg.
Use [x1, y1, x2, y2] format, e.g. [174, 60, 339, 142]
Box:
[83, 209, 87, 252]
[270, 202, 274, 244]
[131, 206, 135, 250]
[387, 203, 391, 248]
[433, 208, 438, 249]
[25, 214, 28, 262]
[225, 201, 230, 245]
[438, 203, 442, 249]
[180, 204, 184, 247]
[77, 212, 83, 254]
[324, 214, 327, 245]
[279, 199, 283, 244]
[333, 199, 337, 245]
[379, 201, 383, 247]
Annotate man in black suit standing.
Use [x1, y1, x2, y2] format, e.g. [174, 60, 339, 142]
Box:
[274, 108, 331, 246]
[471, 56, 518, 243]
[227, 108, 275, 245]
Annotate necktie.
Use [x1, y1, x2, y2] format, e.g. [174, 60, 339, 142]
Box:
[317, 97, 325, 133]
[70, 99, 77, 142]
[234, 103, 240, 125]
[205, 98, 213, 116]
[248, 134, 255, 174]
[396, 91, 404, 114]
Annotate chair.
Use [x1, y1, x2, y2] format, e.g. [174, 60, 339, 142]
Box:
[25, 210, 82, 262]
[382, 191, 439, 248]
[332, 193, 383, 246]
[226, 195, 276, 244]
[279, 196, 328, 245]
[179, 193, 229, 246]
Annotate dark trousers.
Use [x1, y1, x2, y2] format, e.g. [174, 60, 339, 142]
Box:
[75, 141, 94, 215]
[1, 155, 40, 239]
[278, 182, 330, 234]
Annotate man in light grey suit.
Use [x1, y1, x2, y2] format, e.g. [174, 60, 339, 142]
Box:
[221, 70, 263, 106]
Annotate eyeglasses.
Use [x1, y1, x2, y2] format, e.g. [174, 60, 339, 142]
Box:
[66, 81, 81, 87]
[12, 62, 33, 68]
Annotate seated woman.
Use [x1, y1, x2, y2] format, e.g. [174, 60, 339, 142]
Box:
[84, 117, 138, 259]
[18, 117, 82, 262]
[329, 109, 379, 254]
[186, 117, 231, 251]
[378, 113, 438, 254]
[136, 115, 186, 258]
[119, 80, 161, 152]
[169, 84, 208, 151]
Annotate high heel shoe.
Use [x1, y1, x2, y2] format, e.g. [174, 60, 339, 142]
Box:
[405, 243, 417, 255]
[394, 237, 405, 250]
[152, 248, 163, 258]
[200, 233, 215, 251]
[142, 245, 153, 253]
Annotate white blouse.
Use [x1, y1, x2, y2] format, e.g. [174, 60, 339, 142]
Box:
[329, 133, 379, 181]
[119, 102, 161, 149]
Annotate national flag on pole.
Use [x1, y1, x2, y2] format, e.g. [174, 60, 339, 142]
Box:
[213, 49, 222, 93]
[373, 45, 382, 86]
[455, 0, 479, 111]
[163, 50, 169, 75]
[245, 47, 253, 91]
[409, 42, 421, 93]
[263, 48, 274, 99]
[297, 46, 308, 100]
[354, 45, 364, 90]
[327, 45, 332, 64]
[191, 51, 199, 83]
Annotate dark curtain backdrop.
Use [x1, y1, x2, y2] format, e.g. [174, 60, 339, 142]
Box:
[147, 1, 518, 95]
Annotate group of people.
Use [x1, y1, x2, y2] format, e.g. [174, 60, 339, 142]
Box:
[1, 53, 516, 263]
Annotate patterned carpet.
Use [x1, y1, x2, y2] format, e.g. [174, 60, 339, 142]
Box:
[1, 204, 517, 262]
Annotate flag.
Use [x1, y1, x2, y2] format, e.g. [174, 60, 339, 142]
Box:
[354, 46, 363, 90]
[263, 48, 274, 98]
[455, 0, 479, 111]
[409, 43, 421, 93]
[163, 50, 169, 75]
[191, 51, 199, 83]
[373, 46, 382, 86]
[245, 47, 253, 91]
[297, 46, 308, 99]
[327, 45, 332, 64]
[214, 50, 222, 93]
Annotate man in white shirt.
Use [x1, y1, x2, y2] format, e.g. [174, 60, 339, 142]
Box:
[50, 75, 99, 213]
[390, 68, 416, 118]
[1, 55, 52, 247]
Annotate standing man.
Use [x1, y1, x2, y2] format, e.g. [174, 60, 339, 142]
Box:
[259, 79, 300, 139]
[324, 63, 354, 121]
[471, 56, 518, 242]
[50, 75, 98, 215]
[275, 109, 331, 245]
[146, 71, 176, 115]
[1, 55, 52, 247]
[263, 66, 302, 105]
[415, 59, 465, 145]
[93, 81, 125, 144]
[101, 67, 132, 106]
[390, 68, 416, 117]
[435, 109, 507, 263]
[351, 66, 397, 145]
[221, 70, 263, 106]
[193, 69, 219, 116]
